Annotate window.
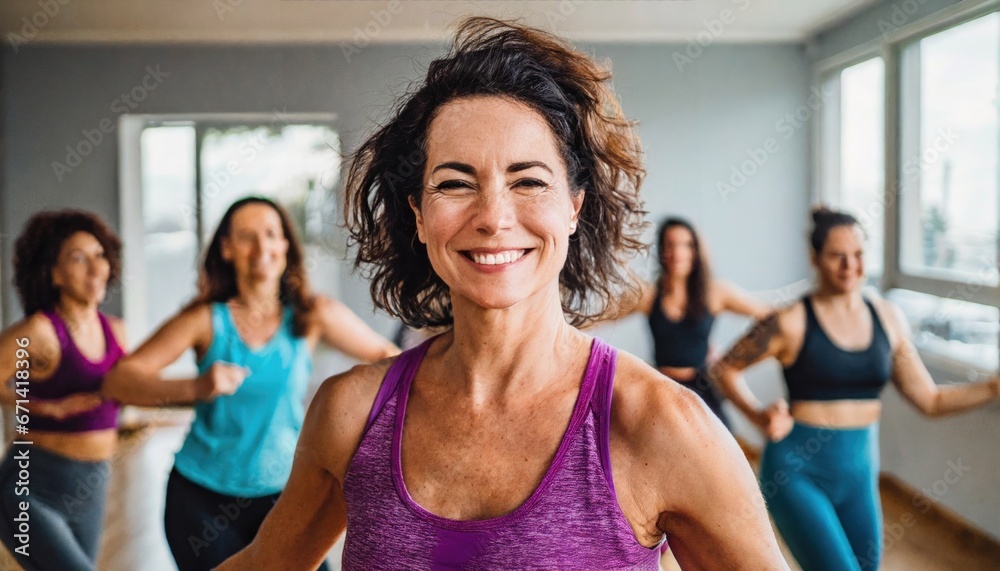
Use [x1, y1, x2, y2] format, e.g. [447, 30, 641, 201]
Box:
[819, 57, 886, 280]
[898, 12, 999, 283]
[120, 115, 341, 375]
[817, 9, 1000, 375]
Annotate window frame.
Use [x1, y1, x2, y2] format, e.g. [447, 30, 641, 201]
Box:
[813, 0, 1000, 375]
[814, 50, 888, 283]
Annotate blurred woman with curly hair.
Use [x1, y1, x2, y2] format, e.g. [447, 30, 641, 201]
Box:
[221, 18, 786, 571]
[0, 210, 125, 570]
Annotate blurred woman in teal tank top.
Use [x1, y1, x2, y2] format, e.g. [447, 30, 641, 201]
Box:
[105, 197, 399, 571]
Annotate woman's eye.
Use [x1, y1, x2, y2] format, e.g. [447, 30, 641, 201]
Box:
[515, 179, 546, 189]
[435, 180, 472, 191]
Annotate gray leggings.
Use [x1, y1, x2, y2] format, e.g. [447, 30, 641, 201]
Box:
[0, 443, 109, 571]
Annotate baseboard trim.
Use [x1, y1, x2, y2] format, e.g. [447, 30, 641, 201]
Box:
[878, 472, 1000, 554]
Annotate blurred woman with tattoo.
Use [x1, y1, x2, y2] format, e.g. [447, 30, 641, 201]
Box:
[712, 206, 1000, 571]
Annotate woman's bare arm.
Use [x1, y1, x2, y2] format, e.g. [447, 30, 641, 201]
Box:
[103, 305, 237, 406]
[315, 296, 399, 363]
[710, 310, 789, 429]
[881, 301, 1000, 417]
[716, 280, 772, 320]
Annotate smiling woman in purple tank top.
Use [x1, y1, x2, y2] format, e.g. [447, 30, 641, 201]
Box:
[220, 17, 787, 571]
[0, 210, 127, 570]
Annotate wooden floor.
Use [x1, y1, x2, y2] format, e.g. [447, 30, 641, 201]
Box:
[1, 423, 998, 570]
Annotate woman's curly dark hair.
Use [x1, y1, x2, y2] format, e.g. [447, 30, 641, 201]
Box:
[13, 210, 122, 315]
[184, 196, 316, 337]
[345, 17, 647, 328]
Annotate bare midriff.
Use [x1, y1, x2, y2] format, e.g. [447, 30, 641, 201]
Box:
[791, 399, 882, 428]
[28, 429, 117, 462]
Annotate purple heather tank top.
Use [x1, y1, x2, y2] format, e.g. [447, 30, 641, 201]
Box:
[30, 311, 122, 432]
[341, 336, 663, 571]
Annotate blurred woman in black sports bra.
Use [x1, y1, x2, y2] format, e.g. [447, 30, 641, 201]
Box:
[711, 206, 1000, 571]
[626, 217, 770, 428]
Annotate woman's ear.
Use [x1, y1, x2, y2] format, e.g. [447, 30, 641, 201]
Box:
[409, 195, 426, 244]
[569, 190, 585, 234]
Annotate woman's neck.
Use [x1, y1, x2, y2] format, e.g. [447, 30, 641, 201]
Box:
[812, 285, 864, 311]
[662, 272, 688, 294]
[54, 296, 97, 324]
[232, 279, 283, 316]
[444, 287, 588, 404]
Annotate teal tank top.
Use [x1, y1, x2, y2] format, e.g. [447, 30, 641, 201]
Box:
[173, 302, 312, 497]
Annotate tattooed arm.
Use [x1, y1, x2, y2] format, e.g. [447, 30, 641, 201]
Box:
[709, 305, 798, 438]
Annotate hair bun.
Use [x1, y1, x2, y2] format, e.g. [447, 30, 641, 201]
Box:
[810, 204, 836, 222]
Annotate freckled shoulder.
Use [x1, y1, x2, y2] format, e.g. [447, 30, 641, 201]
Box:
[609, 350, 716, 447]
[607, 349, 737, 520]
[309, 356, 399, 480]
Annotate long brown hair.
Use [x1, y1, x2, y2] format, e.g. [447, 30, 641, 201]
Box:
[344, 17, 647, 328]
[656, 217, 711, 321]
[187, 196, 315, 336]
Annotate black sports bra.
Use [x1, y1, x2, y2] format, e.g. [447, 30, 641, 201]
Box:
[648, 289, 714, 369]
[782, 296, 892, 402]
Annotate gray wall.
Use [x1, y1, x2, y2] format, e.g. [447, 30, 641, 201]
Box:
[1, 39, 812, 465]
[811, 0, 1000, 541]
[1, 40, 812, 334]
[587, 43, 813, 442]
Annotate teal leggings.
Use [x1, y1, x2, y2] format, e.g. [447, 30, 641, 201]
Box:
[759, 422, 882, 571]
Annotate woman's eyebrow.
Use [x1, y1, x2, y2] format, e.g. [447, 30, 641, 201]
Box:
[430, 161, 553, 175]
[431, 161, 476, 175]
[508, 161, 552, 174]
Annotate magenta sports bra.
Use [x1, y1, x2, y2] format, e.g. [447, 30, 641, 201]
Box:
[341, 336, 662, 571]
[30, 310, 122, 432]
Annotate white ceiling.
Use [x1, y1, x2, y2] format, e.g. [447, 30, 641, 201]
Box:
[0, 0, 879, 45]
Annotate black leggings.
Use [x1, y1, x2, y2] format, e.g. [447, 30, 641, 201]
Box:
[164, 468, 331, 571]
[0, 443, 109, 571]
[676, 370, 731, 430]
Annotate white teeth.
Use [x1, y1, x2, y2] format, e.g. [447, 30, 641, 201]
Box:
[471, 250, 525, 265]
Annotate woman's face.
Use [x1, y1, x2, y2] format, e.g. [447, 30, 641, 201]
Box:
[51, 231, 110, 306]
[814, 224, 866, 294]
[411, 96, 584, 313]
[661, 226, 696, 279]
[221, 203, 289, 285]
